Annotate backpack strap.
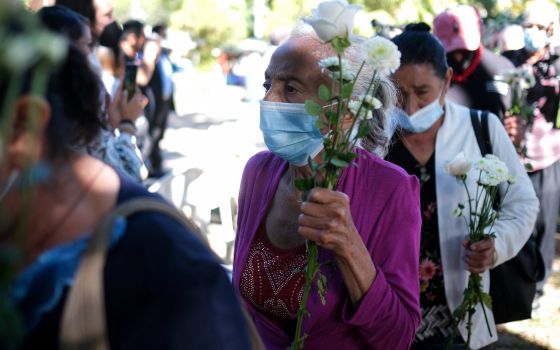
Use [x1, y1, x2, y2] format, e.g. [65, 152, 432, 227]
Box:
[470, 109, 500, 209]
[470, 109, 492, 156]
[59, 198, 264, 350]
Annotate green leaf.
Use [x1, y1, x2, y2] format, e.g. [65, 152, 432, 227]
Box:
[340, 83, 353, 99]
[357, 124, 369, 138]
[481, 292, 493, 309]
[330, 157, 350, 168]
[332, 37, 351, 53]
[305, 99, 322, 116]
[318, 85, 330, 101]
[326, 109, 338, 124]
[295, 178, 314, 192]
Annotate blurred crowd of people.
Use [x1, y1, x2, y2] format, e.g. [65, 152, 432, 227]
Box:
[50, 0, 178, 181]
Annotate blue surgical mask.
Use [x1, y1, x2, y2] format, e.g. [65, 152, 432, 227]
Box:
[260, 100, 324, 166]
[392, 97, 444, 133]
[524, 27, 548, 52]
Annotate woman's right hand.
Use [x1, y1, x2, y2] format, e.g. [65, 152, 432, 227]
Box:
[120, 88, 148, 123]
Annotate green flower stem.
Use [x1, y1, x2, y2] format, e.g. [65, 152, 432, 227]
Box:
[291, 236, 320, 350]
[292, 36, 354, 349]
[0, 73, 23, 150]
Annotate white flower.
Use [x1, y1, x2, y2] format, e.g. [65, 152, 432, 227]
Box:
[348, 94, 382, 120]
[304, 0, 361, 42]
[329, 70, 356, 82]
[447, 152, 472, 176]
[2, 36, 37, 71]
[507, 175, 517, 185]
[348, 100, 372, 119]
[34, 33, 68, 64]
[319, 56, 344, 69]
[474, 154, 510, 186]
[453, 206, 463, 217]
[362, 36, 401, 76]
[319, 56, 355, 81]
[360, 94, 382, 109]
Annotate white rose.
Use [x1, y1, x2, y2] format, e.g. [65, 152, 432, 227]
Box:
[304, 0, 361, 42]
[362, 36, 401, 76]
[447, 152, 472, 176]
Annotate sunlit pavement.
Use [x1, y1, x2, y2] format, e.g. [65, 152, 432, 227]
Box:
[150, 66, 266, 262]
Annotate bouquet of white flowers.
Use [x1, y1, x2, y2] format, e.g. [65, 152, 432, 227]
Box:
[290, 1, 401, 349]
[447, 152, 516, 349]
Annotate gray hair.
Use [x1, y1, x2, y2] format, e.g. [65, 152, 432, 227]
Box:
[290, 22, 397, 156]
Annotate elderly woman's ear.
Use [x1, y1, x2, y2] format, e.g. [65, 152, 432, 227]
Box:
[6, 95, 51, 170]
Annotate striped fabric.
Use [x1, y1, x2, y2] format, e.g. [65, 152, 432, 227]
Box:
[524, 114, 560, 171]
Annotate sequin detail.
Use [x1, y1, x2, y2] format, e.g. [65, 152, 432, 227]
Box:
[240, 228, 307, 322]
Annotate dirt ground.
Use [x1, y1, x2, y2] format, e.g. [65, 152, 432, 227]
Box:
[486, 233, 560, 350]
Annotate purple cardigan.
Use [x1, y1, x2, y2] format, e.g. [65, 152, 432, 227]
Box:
[233, 148, 421, 350]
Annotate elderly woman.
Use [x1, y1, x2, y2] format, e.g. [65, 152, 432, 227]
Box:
[384, 23, 539, 349]
[0, 7, 250, 349]
[232, 25, 422, 349]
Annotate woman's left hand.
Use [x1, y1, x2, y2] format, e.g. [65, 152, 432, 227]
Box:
[298, 187, 362, 258]
[463, 238, 496, 273]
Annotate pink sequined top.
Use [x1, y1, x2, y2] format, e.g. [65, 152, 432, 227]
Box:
[239, 224, 306, 336]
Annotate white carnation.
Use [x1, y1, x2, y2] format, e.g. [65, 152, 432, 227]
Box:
[362, 36, 401, 76]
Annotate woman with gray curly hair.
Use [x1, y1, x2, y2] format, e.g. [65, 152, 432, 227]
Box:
[232, 23, 422, 349]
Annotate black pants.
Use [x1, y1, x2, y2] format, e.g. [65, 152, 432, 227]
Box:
[529, 159, 560, 289]
[147, 96, 172, 172]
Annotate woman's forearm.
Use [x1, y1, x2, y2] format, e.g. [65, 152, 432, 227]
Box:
[335, 242, 376, 305]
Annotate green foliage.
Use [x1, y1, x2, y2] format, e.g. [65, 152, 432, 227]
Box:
[318, 85, 330, 101]
[305, 100, 322, 116]
[170, 0, 248, 64]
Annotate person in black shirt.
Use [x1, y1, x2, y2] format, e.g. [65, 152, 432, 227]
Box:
[433, 4, 514, 121]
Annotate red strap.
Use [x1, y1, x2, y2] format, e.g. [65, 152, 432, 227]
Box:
[452, 45, 483, 83]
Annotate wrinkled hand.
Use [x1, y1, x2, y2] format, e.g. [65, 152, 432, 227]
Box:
[463, 238, 495, 274]
[298, 187, 361, 258]
[504, 114, 527, 147]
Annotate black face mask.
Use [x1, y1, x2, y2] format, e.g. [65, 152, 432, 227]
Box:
[98, 21, 122, 50]
[446, 51, 476, 74]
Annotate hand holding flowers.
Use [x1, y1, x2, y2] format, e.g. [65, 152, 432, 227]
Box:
[447, 153, 515, 349]
[290, 1, 401, 349]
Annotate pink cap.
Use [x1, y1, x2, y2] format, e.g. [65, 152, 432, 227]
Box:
[433, 5, 481, 52]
